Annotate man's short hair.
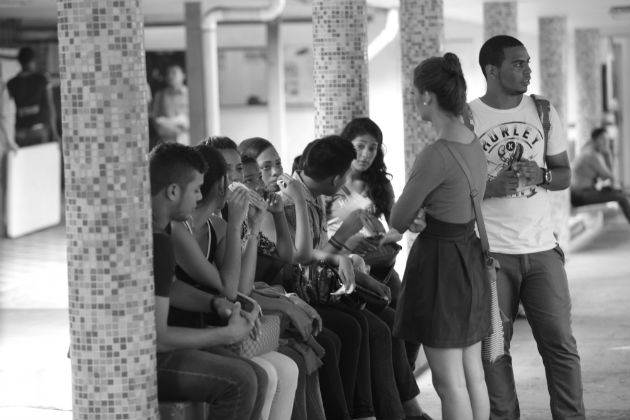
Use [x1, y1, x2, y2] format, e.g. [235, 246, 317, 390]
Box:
[479, 35, 524, 78]
[149, 143, 207, 196]
[203, 136, 238, 150]
[301, 135, 356, 182]
[17, 47, 36, 68]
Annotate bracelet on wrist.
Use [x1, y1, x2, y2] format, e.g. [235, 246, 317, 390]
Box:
[329, 236, 344, 250]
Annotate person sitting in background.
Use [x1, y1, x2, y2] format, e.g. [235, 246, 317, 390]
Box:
[238, 137, 353, 420]
[150, 64, 189, 145]
[198, 137, 328, 420]
[571, 127, 630, 223]
[168, 143, 299, 420]
[285, 136, 430, 420]
[149, 142, 264, 420]
[7, 46, 60, 146]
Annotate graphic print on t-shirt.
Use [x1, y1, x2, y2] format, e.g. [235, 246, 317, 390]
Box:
[478, 121, 544, 198]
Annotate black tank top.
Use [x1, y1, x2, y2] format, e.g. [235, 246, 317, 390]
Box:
[168, 219, 219, 328]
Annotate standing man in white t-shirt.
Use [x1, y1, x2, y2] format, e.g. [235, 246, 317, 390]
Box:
[468, 35, 585, 420]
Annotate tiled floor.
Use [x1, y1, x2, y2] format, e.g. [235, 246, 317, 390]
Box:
[0, 225, 68, 309]
[0, 225, 71, 419]
[0, 216, 628, 419]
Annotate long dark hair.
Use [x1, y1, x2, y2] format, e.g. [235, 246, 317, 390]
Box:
[340, 117, 393, 220]
[193, 144, 227, 206]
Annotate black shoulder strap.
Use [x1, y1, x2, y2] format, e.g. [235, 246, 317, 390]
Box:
[461, 103, 475, 132]
[443, 142, 490, 258]
[531, 94, 551, 158]
[206, 219, 217, 263]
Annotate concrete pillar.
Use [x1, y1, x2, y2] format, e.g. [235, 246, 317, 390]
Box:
[57, 0, 157, 418]
[399, 0, 443, 175]
[0, 19, 20, 47]
[539, 16, 570, 250]
[483, 1, 517, 40]
[312, 0, 369, 138]
[267, 18, 288, 165]
[185, 1, 207, 143]
[575, 29, 602, 148]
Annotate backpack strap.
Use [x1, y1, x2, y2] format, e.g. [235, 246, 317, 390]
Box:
[531, 94, 551, 159]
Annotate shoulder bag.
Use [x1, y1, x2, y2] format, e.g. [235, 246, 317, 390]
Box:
[445, 142, 505, 364]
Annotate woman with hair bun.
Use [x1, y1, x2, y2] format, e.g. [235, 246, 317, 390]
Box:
[390, 52, 491, 419]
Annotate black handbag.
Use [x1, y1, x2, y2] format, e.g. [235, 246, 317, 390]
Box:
[361, 241, 402, 268]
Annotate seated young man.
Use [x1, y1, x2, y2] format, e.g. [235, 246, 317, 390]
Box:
[571, 127, 630, 224]
[149, 142, 265, 420]
[281, 136, 429, 420]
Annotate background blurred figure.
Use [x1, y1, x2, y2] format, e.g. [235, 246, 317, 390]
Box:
[6, 47, 60, 147]
[150, 64, 189, 145]
[571, 127, 630, 223]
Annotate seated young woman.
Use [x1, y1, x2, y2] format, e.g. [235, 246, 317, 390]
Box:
[326, 117, 404, 308]
[169, 143, 298, 420]
[205, 136, 328, 420]
[239, 138, 352, 420]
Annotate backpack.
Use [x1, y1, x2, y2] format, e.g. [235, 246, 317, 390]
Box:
[462, 94, 551, 156]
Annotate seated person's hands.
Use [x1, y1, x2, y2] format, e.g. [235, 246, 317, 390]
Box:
[277, 173, 305, 200]
[265, 192, 284, 214]
[349, 253, 369, 274]
[331, 255, 356, 295]
[226, 186, 250, 224]
[356, 271, 391, 303]
[287, 294, 323, 336]
[225, 303, 255, 343]
[378, 228, 403, 246]
[346, 235, 378, 254]
[336, 209, 366, 239]
[212, 296, 237, 319]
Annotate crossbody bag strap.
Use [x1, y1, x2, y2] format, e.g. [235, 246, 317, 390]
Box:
[444, 142, 490, 256]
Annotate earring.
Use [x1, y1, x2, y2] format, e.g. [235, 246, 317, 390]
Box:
[423, 101, 428, 106]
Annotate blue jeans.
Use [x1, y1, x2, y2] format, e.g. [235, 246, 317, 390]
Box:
[157, 349, 265, 420]
[483, 247, 585, 420]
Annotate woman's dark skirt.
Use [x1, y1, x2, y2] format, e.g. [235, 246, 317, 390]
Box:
[393, 214, 491, 348]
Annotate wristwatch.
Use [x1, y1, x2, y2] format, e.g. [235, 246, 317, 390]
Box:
[540, 168, 552, 186]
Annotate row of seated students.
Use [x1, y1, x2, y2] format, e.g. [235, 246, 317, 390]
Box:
[150, 118, 433, 420]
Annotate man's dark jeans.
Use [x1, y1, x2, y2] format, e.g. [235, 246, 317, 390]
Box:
[483, 247, 585, 420]
[157, 348, 264, 420]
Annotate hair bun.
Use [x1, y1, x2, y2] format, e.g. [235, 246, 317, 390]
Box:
[442, 52, 463, 77]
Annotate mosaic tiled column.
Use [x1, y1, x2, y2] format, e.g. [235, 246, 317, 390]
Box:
[483, 1, 517, 40]
[575, 29, 602, 149]
[399, 0, 443, 176]
[539, 16, 570, 250]
[0, 18, 20, 47]
[312, 0, 368, 138]
[57, 1, 157, 419]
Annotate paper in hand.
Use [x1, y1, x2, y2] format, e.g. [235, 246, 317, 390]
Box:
[330, 191, 371, 222]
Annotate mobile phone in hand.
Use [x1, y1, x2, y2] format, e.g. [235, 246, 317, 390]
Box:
[235, 292, 257, 313]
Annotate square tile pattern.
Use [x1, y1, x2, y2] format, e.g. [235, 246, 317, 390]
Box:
[56, 0, 157, 418]
[399, 0, 443, 175]
[312, 0, 369, 137]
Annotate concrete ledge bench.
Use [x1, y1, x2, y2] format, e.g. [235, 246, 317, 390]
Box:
[159, 401, 208, 420]
[569, 202, 618, 240]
